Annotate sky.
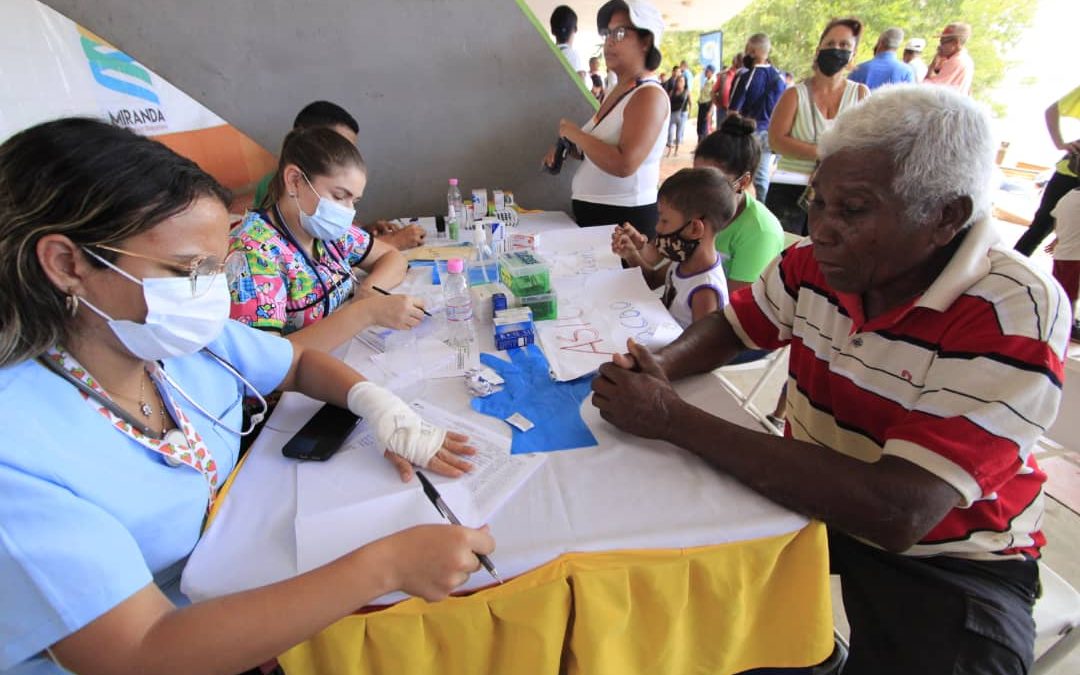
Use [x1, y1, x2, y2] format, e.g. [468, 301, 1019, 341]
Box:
[988, 0, 1078, 168]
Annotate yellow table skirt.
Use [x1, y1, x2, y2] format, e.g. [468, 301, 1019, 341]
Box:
[278, 521, 832, 675]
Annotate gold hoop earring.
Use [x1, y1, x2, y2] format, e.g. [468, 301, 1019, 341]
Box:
[65, 292, 79, 317]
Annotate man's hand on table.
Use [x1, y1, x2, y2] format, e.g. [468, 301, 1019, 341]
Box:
[591, 339, 683, 441]
[380, 224, 426, 250]
[364, 221, 427, 250]
[365, 220, 397, 236]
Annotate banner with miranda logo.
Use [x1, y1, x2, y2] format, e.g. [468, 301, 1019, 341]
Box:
[0, 0, 274, 198]
[0, 0, 225, 140]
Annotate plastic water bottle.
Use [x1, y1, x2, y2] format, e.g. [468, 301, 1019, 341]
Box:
[443, 257, 476, 368]
[447, 178, 464, 242]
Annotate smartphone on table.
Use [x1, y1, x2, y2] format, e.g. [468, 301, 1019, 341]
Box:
[281, 403, 362, 461]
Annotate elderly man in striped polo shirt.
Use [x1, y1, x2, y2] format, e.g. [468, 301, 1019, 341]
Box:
[592, 85, 1069, 675]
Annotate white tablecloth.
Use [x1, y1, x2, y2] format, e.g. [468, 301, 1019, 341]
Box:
[181, 212, 807, 604]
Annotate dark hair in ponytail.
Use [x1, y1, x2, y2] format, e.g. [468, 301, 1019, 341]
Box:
[262, 126, 365, 210]
[693, 112, 761, 178]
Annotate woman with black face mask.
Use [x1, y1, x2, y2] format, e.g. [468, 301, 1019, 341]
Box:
[766, 17, 870, 235]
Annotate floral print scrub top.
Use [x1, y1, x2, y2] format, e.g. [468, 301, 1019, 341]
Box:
[228, 210, 373, 334]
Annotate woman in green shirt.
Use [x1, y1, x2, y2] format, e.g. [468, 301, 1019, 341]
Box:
[693, 113, 785, 295]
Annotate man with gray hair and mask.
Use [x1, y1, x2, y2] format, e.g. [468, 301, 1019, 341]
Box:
[592, 85, 1068, 674]
[728, 33, 785, 201]
[849, 27, 916, 90]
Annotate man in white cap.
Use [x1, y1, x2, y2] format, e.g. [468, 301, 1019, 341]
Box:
[902, 38, 928, 83]
[925, 23, 974, 95]
[544, 0, 670, 239]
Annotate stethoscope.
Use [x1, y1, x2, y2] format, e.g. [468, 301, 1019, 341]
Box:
[269, 205, 357, 318]
[38, 349, 269, 444]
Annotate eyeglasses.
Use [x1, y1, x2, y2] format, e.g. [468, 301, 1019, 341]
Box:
[91, 244, 246, 298]
[600, 26, 635, 43]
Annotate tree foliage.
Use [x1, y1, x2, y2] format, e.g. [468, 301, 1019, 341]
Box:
[661, 0, 1035, 115]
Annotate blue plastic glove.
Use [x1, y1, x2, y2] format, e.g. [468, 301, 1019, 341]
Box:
[471, 344, 597, 454]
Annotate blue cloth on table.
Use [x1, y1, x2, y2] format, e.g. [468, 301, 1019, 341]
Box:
[471, 345, 597, 454]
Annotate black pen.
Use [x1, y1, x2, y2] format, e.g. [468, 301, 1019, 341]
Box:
[370, 285, 433, 317]
[415, 470, 503, 584]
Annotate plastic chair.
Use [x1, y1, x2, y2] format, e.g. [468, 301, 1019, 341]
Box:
[714, 231, 803, 434]
[715, 346, 789, 435]
[1032, 563, 1080, 674]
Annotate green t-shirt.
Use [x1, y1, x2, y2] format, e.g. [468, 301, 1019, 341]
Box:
[713, 193, 785, 283]
[252, 171, 274, 210]
[1055, 85, 1080, 178]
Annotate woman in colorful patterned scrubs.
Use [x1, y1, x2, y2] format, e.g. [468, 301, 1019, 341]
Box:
[0, 119, 490, 675]
[229, 126, 425, 351]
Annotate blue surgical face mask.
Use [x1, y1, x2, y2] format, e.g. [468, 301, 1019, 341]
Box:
[296, 174, 355, 241]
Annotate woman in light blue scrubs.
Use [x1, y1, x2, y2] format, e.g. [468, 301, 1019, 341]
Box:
[0, 119, 493, 675]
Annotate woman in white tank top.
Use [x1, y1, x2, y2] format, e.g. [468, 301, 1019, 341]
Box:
[767, 17, 870, 234]
[541, 1, 670, 239]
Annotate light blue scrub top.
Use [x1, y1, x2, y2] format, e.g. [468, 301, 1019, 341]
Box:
[0, 320, 293, 674]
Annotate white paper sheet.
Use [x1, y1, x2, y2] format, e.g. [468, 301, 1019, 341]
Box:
[537, 224, 625, 282]
[294, 400, 545, 574]
[369, 337, 459, 384]
[409, 400, 546, 519]
[537, 268, 683, 381]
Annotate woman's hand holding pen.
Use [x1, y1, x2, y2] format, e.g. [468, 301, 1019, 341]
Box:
[365, 292, 427, 329]
[371, 524, 495, 601]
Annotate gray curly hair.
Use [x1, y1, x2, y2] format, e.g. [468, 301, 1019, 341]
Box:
[818, 84, 993, 229]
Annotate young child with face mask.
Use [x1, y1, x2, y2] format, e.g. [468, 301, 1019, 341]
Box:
[611, 167, 738, 327]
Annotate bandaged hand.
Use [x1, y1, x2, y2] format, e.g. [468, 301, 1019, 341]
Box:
[347, 381, 475, 481]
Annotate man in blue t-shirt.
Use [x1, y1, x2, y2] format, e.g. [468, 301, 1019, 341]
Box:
[849, 28, 916, 91]
[728, 33, 785, 201]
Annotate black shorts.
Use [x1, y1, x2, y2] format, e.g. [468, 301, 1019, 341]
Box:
[763, 183, 809, 236]
[571, 199, 659, 240]
[829, 530, 1040, 675]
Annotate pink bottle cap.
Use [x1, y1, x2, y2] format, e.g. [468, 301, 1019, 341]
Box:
[449, 178, 459, 186]
[447, 258, 465, 274]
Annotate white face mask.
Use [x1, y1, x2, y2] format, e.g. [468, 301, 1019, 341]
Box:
[80, 249, 230, 360]
[296, 173, 355, 241]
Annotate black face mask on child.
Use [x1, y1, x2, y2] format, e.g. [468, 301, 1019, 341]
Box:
[655, 221, 701, 263]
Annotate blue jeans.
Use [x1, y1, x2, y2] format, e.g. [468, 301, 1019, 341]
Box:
[753, 129, 774, 202]
[668, 112, 687, 147]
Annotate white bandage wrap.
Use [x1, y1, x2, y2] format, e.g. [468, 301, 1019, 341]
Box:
[346, 381, 446, 466]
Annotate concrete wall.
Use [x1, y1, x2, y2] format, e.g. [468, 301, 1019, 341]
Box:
[41, 0, 596, 221]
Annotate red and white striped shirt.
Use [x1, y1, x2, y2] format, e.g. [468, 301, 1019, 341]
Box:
[726, 220, 1070, 560]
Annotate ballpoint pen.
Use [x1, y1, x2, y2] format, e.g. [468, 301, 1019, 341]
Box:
[415, 470, 503, 584]
[370, 285, 433, 317]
